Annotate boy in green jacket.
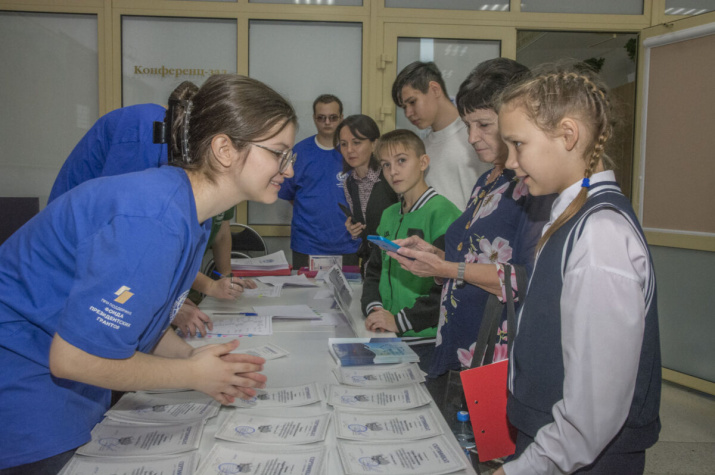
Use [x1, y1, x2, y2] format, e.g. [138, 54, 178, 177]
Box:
[362, 129, 461, 372]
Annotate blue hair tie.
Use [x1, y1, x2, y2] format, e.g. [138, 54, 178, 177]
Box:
[581, 177, 590, 188]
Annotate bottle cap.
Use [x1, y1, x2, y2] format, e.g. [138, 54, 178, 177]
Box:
[457, 410, 470, 422]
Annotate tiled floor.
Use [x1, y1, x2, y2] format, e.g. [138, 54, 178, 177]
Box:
[474, 380, 715, 474]
[644, 381, 715, 474]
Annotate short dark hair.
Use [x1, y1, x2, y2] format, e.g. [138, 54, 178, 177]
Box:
[456, 58, 530, 115]
[313, 94, 343, 115]
[391, 61, 449, 107]
[334, 114, 382, 173]
[374, 129, 426, 161]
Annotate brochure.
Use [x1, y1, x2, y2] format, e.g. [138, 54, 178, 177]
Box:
[329, 338, 419, 366]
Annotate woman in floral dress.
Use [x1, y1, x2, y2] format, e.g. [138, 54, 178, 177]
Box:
[389, 58, 553, 387]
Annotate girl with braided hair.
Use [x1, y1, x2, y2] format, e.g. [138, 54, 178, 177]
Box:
[494, 67, 661, 474]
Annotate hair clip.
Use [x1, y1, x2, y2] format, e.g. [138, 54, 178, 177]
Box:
[581, 177, 590, 188]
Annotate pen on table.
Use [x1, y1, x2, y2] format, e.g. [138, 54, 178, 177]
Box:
[213, 270, 243, 289]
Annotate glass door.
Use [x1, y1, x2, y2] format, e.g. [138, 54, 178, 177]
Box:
[380, 23, 514, 132]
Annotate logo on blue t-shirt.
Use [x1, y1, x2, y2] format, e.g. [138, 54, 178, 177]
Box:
[170, 289, 190, 323]
[336, 171, 348, 188]
[114, 286, 134, 304]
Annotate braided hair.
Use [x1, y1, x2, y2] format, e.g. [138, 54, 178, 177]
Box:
[497, 66, 614, 251]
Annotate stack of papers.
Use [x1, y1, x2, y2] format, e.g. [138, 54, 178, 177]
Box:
[336, 436, 466, 475]
[329, 338, 420, 366]
[332, 363, 425, 387]
[326, 383, 432, 411]
[60, 391, 217, 474]
[333, 407, 443, 441]
[231, 250, 291, 276]
[230, 383, 322, 408]
[105, 392, 220, 423]
[75, 419, 204, 457]
[215, 411, 331, 445]
[196, 443, 326, 475]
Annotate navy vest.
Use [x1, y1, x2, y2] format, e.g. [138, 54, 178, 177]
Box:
[508, 182, 661, 454]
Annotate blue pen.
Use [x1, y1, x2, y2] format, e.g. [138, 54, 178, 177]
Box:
[213, 312, 258, 316]
[212, 270, 224, 279]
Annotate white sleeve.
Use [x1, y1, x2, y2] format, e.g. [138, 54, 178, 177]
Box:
[504, 210, 649, 475]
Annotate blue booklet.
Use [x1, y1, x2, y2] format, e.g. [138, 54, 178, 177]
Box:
[329, 338, 420, 366]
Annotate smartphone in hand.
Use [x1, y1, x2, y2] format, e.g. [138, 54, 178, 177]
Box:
[340, 203, 364, 225]
[367, 235, 401, 253]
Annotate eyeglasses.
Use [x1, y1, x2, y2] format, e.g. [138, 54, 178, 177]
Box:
[252, 143, 296, 174]
[315, 114, 341, 123]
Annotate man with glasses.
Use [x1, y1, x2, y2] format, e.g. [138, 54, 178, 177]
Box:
[279, 94, 359, 269]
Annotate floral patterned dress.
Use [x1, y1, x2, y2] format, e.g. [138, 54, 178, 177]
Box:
[429, 168, 549, 378]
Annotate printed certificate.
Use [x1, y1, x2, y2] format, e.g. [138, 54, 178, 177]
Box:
[326, 384, 432, 410]
[195, 443, 325, 475]
[58, 453, 197, 475]
[231, 383, 322, 408]
[334, 408, 443, 441]
[215, 411, 330, 445]
[106, 392, 219, 423]
[337, 436, 467, 475]
[333, 363, 425, 387]
[75, 420, 203, 457]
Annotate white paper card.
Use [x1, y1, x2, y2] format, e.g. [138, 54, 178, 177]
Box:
[333, 363, 426, 387]
[337, 436, 467, 475]
[215, 411, 331, 445]
[334, 408, 443, 441]
[76, 420, 203, 457]
[196, 443, 326, 475]
[59, 453, 197, 475]
[326, 384, 432, 411]
[230, 383, 322, 408]
[105, 392, 219, 423]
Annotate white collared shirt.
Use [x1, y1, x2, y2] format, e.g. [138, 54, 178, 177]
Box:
[505, 171, 652, 474]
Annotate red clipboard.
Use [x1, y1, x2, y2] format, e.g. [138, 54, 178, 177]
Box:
[459, 359, 517, 462]
[231, 267, 292, 277]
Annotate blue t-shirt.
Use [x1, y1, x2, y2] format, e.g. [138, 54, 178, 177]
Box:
[0, 166, 210, 469]
[278, 135, 358, 255]
[48, 103, 168, 203]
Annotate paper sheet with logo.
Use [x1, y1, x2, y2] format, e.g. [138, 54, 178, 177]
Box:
[75, 419, 203, 457]
[230, 383, 322, 408]
[58, 453, 197, 475]
[337, 435, 467, 475]
[215, 411, 331, 445]
[326, 383, 432, 410]
[334, 407, 443, 441]
[196, 443, 326, 475]
[332, 363, 426, 387]
[105, 391, 219, 423]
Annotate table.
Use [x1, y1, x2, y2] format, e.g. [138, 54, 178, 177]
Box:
[192, 278, 478, 475]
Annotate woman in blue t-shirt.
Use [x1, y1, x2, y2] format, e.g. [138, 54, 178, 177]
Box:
[0, 74, 297, 473]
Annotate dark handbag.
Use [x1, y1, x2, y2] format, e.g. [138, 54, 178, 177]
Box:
[439, 265, 527, 445]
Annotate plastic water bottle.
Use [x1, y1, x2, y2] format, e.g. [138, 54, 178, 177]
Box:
[454, 410, 476, 460]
